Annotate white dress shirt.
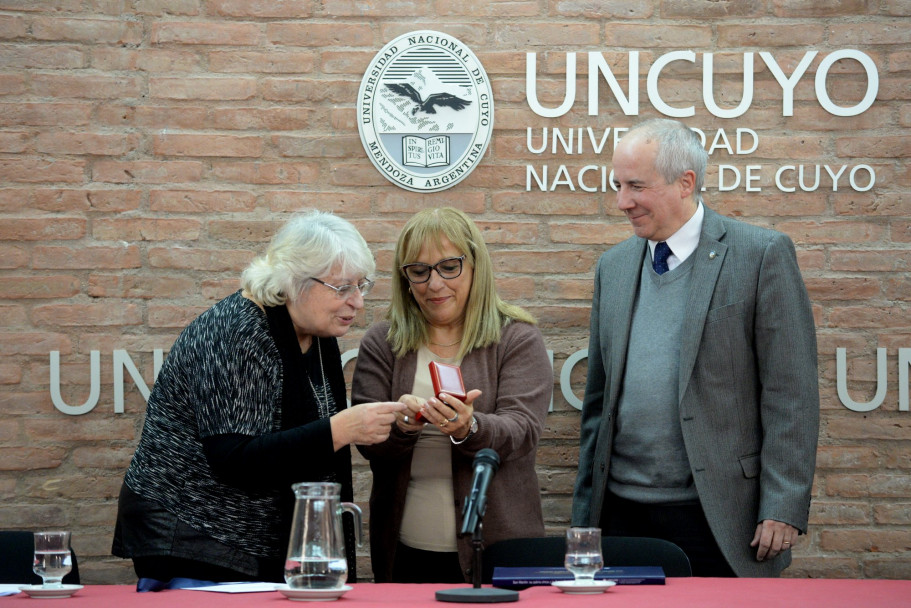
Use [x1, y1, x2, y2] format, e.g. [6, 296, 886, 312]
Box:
[648, 202, 704, 272]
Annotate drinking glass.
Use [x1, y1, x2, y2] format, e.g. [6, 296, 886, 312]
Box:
[564, 527, 603, 583]
[33, 531, 72, 588]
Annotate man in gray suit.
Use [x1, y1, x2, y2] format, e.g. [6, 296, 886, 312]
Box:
[572, 118, 819, 577]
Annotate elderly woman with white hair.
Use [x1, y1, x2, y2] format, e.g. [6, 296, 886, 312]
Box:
[113, 211, 404, 586]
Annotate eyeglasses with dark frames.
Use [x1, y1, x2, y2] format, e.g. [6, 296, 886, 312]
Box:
[310, 277, 375, 299]
[401, 255, 466, 284]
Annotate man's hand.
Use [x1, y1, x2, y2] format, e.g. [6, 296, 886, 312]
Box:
[750, 519, 798, 561]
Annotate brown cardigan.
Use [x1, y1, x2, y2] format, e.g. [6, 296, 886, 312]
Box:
[353, 320, 551, 582]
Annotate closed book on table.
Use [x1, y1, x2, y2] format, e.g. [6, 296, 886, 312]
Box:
[491, 566, 665, 589]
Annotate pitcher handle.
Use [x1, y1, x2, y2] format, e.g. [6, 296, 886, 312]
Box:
[341, 502, 363, 548]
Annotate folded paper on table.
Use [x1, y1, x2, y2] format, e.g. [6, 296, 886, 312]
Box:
[186, 582, 279, 593]
[491, 566, 665, 589]
[137, 578, 275, 593]
[0, 584, 23, 596]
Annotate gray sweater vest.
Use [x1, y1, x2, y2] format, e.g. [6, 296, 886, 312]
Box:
[608, 253, 700, 504]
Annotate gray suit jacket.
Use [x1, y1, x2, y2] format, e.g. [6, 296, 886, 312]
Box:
[571, 207, 819, 577]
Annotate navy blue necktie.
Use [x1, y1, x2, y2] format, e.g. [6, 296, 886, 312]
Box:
[653, 241, 672, 275]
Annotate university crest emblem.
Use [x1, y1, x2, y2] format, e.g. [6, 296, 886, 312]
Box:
[357, 31, 494, 192]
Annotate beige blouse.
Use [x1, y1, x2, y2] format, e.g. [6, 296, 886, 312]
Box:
[398, 346, 461, 552]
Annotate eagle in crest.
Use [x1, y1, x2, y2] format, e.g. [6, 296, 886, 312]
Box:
[385, 83, 472, 115]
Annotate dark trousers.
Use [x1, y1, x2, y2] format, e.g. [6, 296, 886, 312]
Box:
[601, 491, 737, 577]
[390, 542, 464, 584]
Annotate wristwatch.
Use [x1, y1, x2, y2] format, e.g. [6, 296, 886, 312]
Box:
[450, 416, 478, 445]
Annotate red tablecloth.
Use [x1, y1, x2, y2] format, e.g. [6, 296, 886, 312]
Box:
[3, 579, 910, 607]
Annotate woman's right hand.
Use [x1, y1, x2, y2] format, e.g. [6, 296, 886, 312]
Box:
[330, 401, 406, 450]
[395, 394, 427, 434]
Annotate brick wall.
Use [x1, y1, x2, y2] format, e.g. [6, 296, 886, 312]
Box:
[1, 1, 909, 584]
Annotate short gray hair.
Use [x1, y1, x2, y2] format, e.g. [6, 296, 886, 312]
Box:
[628, 118, 707, 201]
[241, 211, 375, 307]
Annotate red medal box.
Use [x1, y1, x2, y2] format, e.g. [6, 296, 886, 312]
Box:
[428, 361, 467, 401]
[415, 361, 467, 422]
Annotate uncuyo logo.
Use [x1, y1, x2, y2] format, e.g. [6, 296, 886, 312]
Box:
[357, 31, 494, 193]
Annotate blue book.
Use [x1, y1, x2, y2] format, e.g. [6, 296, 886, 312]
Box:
[491, 566, 665, 589]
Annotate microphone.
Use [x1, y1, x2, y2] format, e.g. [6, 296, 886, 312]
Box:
[440, 449, 519, 601]
[459, 448, 500, 537]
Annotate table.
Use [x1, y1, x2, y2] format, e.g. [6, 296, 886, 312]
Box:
[2, 579, 909, 607]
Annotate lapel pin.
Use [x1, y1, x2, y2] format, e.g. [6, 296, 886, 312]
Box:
[709, 251, 717, 259]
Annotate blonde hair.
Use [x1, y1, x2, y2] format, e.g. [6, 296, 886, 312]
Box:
[387, 207, 535, 359]
[241, 211, 375, 307]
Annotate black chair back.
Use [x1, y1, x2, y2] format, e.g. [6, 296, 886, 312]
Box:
[481, 535, 692, 583]
[0, 530, 81, 585]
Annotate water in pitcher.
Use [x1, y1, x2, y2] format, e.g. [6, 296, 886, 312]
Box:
[284, 556, 348, 589]
[285, 482, 362, 590]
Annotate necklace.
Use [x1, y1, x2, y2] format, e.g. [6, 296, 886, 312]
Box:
[430, 338, 462, 347]
[306, 339, 331, 419]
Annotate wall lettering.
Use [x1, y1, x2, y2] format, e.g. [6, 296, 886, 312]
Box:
[48, 347, 911, 415]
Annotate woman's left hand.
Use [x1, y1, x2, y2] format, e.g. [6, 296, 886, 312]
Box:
[421, 389, 482, 440]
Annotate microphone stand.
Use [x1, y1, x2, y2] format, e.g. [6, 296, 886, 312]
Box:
[435, 522, 519, 603]
[470, 522, 484, 589]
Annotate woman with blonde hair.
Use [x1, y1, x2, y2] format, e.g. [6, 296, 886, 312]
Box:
[113, 211, 404, 585]
[353, 207, 551, 583]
